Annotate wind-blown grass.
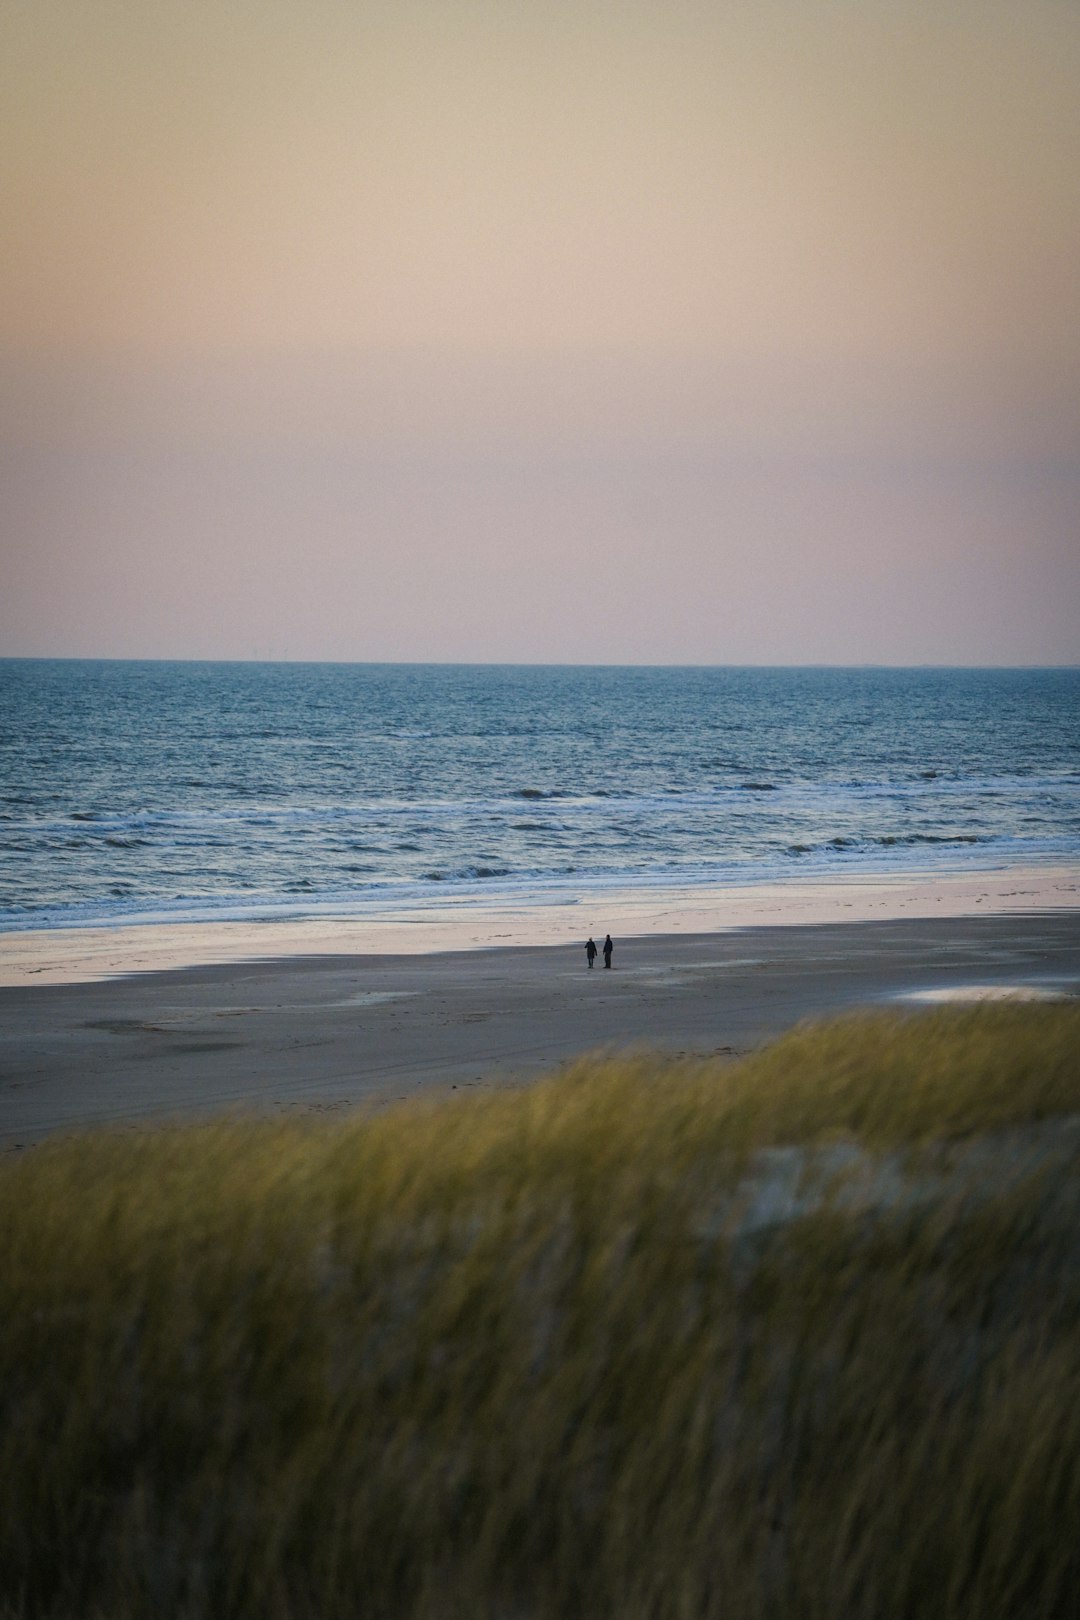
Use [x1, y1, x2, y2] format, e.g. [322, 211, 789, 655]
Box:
[2, 1004, 1079, 1618]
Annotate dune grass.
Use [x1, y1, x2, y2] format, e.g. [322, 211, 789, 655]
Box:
[2, 1003, 1079, 1619]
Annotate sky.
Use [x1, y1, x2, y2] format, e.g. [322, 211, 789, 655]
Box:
[2, 0, 1078, 664]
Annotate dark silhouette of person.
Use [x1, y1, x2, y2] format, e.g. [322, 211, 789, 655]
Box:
[603, 934, 613, 969]
[585, 937, 597, 968]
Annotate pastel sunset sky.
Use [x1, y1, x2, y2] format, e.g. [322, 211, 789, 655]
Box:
[2, 0, 1078, 663]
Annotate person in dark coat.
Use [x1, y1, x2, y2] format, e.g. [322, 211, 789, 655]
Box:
[603, 934, 613, 969]
[585, 937, 597, 969]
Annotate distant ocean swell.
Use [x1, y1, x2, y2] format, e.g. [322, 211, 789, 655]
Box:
[1, 662, 1078, 932]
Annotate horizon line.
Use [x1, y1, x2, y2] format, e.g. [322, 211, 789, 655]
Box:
[2, 656, 1078, 673]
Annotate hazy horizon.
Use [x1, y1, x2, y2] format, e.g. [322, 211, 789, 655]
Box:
[17, 659, 1080, 671]
[4, 655, 1077, 673]
[3, 1, 1078, 665]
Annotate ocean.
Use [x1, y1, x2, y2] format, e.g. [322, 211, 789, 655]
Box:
[1, 661, 1077, 933]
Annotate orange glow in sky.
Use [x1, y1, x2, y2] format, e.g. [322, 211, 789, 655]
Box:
[2, 0, 1078, 662]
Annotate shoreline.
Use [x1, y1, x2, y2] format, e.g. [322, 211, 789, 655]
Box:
[2, 861, 1078, 988]
[2, 902, 1079, 1150]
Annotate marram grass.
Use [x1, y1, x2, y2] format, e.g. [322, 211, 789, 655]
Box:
[2, 1004, 1079, 1619]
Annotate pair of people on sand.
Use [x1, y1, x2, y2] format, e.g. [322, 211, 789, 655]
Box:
[585, 934, 613, 970]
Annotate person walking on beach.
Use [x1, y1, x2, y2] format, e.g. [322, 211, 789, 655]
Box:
[603, 934, 613, 969]
[585, 937, 598, 969]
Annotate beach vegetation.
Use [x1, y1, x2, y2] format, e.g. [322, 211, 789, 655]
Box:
[1, 1003, 1079, 1618]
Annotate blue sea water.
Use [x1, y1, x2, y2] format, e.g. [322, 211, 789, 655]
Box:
[0, 661, 1077, 932]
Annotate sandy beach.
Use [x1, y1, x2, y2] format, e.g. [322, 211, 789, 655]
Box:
[2, 864, 1078, 988]
[2, 866, 1078, 1150]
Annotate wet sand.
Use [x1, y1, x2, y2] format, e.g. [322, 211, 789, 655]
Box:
[3, 909, 1079, 1150]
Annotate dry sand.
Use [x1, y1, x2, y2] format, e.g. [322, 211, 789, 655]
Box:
[2, 866, 1078, 1150]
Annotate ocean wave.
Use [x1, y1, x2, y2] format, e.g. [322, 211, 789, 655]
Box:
[786, 832, 990, 858]
[876, 833, 985, 846]
[423, 865, 512, 883]
[1, 840, 1075, 935]
[2, 664, 1077, 927]
[4, 767, 1074, 843]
